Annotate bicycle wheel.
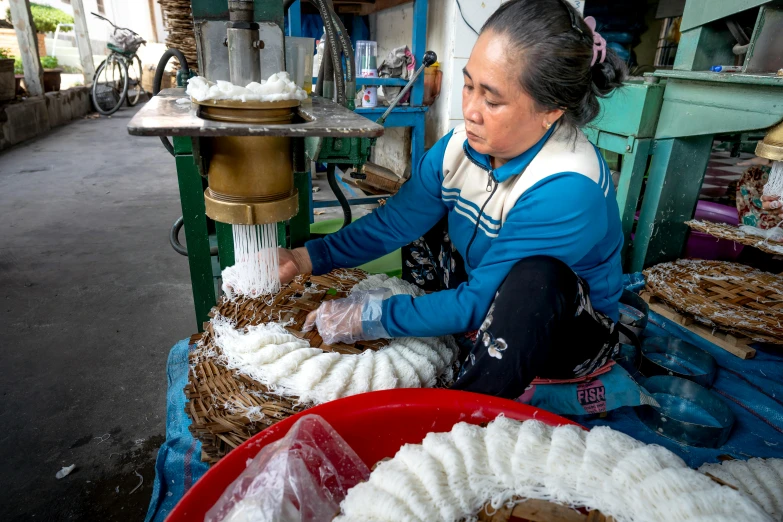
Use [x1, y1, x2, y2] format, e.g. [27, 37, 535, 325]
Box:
[125, 54, 144, 106]
[91, 55, 128, 115]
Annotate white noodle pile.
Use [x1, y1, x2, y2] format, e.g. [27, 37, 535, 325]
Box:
[222, 223, 281, 301]
[334, 417, 774, 522]
[186, 72, 308, 102]
[738, 224, 783, 244]
[763, 161, 783, 198]
[351, 273, 426, 297]
[699, 458, 783, 521]
[211, 276, 458, 405]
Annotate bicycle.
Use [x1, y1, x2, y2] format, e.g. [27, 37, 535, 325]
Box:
[90, 12, 147, 116]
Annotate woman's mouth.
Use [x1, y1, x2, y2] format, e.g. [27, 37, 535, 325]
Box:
[466, 130, 482, 141]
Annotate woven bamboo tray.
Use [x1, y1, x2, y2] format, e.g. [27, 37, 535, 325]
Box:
[186, 269, 390, 463]
[476, 498, 613, 522]
[643, 259, 783, 344]
[159, 0, 199, 73]
[686, 220, 783, 256]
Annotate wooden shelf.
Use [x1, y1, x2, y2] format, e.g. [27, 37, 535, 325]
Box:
[332, 0, 413, 15]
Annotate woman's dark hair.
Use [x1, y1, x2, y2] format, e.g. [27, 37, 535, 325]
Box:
[481, 0, 626, 129]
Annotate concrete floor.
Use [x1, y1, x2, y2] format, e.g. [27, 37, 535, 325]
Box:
[0, 103, 381, 521]
[0, 105, 193, 521]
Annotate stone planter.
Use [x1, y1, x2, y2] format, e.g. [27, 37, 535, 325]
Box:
[0, 58, 14, 102]
[43, 68, 62, 92]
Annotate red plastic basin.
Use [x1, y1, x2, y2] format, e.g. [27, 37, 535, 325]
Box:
[168, 388, 579, 521]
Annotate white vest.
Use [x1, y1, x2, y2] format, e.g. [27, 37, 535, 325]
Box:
[441, 123, 607, 237]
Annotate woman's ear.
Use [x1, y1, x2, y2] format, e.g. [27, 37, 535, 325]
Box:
[541, 108, 565, 129]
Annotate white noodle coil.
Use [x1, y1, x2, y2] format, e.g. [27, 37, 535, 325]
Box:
[209, 276, 458, 405]
[337, 417, 774, 522]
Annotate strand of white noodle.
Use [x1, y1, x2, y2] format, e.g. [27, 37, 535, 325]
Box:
[763, 161, 783, 198]
[222, 223, 281, 300]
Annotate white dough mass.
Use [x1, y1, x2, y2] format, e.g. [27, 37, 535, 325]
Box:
[186, 72, 308, 102]
[335, 418, 773, 522]
[209, 275, 458, 405]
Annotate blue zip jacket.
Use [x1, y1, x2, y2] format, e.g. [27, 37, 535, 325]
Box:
[306, 123, 624, 338]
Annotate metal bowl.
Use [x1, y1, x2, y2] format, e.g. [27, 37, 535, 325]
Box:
[637, 375, 734, 448]
[640, 336, 718, 388]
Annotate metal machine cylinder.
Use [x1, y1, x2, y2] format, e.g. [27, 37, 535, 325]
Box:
[197, 99, 300, 225]
[227, 0, 261, 86]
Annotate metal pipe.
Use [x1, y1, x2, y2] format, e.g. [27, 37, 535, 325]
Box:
[322, 37, 335, 100]
[377, 50, 437, 125]
[733, 43, 750, 56]
[327, 164, 352, 230]
[227, 27, 261, 86]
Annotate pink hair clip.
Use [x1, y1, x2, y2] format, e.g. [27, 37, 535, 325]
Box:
[584, 16, 606, 66]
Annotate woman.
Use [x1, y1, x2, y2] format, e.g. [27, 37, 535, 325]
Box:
[279, 0, 627, 399]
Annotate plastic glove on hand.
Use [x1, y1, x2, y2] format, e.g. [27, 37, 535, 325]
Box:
[302, 289, 391, 345]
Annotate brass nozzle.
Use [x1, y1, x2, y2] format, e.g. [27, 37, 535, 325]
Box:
[755, 120, 783, 162]
[196, 99, 300, 225]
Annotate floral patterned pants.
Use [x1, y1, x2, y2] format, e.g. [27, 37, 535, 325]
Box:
[403, 222, 618, 399]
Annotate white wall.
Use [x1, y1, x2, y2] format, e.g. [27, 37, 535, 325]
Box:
[424, 0, 455, 148]
[371, 0, 505, 174]
[443, 0, 505, 133]
[370, 3, 414, 177]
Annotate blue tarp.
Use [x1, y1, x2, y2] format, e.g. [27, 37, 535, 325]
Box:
[145, 340, 209, 522]
[147, 275, 783, 518]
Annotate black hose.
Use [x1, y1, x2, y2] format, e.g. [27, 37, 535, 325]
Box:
[154, 48, 190, 156]
[324, 0, 353, 84]
[170, 216, 219, 256]
[326, 165, 351, 229]
[313, 0, 345, 105]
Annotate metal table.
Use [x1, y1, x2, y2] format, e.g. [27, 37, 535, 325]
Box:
[128, 89, 383, 328]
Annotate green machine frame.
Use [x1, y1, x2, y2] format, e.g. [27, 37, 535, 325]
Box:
[586, 0, 783, 272]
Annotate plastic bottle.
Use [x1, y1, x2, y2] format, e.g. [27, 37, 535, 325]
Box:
[355, 40, 378, 108]
[312, 28, 325, 79]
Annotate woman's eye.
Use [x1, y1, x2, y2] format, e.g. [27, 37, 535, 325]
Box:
[485, 100, 498, 107]
[464, 84, 473, 91]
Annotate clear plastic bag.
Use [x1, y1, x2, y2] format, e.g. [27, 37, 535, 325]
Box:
[205, 414, 370, 522]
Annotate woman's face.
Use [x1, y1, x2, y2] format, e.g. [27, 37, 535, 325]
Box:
[462, 31, 562, 162]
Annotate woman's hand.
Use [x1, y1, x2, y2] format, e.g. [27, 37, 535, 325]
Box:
[279, 247, 312, 285]
[303, 298, 364, 345]
[762, 195, 783, 215]
[302, 289, 391, 345]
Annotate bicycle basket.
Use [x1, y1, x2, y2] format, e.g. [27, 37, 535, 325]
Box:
[110, 27, 144, 53]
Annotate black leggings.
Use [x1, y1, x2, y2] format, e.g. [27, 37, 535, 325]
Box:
[402, 221, 617, 399]
[450, 256, 617, 399]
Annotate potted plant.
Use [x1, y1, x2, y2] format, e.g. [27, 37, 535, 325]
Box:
[13, 55, 63, 93]
[13, 56, 23, 95]
[0, 48, 13, 101]
[40, 55, 61, 92]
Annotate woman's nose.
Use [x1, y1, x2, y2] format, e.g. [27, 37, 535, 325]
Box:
[463, 97, 482, 125]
